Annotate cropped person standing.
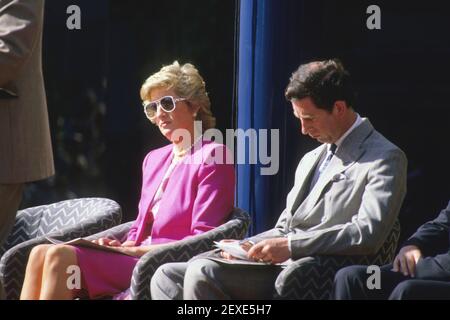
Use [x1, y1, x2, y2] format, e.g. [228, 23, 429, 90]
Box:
[0, 0, 54, 299]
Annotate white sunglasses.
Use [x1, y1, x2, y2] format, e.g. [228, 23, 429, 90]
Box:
[142, 96, 187, 116]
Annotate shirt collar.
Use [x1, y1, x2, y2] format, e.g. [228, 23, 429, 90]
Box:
[327, 113, 363, 152]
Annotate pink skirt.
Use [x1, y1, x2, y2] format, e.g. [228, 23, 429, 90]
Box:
[73, 246, 139, 299]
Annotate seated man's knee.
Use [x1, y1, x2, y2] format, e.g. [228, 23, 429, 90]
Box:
[184, 259, 217, 285]
[389, 280, 426, 300]
[151, 264, 176, 299]
[334, 265, 368, 284]
[183, 259, 224, 300]
[151, 263, 187, 300]
[330, 265, 372, 300]
[184, 259, 222, 292]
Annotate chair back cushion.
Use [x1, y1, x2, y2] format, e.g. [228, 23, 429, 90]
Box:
[1, 198, 121, 254]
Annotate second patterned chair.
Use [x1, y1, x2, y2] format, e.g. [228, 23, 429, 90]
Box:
[273, 219, 401, 299]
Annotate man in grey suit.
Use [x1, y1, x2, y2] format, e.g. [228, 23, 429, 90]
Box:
[150, 59, 407, 300]
[0, 0, 54, 255]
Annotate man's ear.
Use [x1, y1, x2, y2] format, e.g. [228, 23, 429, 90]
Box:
[333, 100, 347, 116]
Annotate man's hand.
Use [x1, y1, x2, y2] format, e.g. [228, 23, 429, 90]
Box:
[392, 245, 422, 277]
[219, 239, 253, 260]
[247, 238, 290, 264]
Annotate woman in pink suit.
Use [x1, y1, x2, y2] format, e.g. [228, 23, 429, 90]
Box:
[20, 61, 235, 300]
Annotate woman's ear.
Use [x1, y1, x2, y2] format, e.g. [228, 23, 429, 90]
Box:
[191, 104, 200, 118]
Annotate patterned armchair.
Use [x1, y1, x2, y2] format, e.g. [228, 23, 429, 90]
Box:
[274, 219, 401, 299]
[131, 208, 250, 299]
[0, 198, 122, 300]
[82, 207, 251, 300]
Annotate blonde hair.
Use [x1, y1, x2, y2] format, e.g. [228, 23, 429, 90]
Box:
[140, 61, 216, 130]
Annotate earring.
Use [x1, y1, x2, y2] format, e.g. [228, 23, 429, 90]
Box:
[193, 113, 197, 118]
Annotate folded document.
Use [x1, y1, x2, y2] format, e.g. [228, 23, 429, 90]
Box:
[213, 240, 250, 260]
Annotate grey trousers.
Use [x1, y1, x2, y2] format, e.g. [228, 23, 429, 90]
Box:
[0, 183, 24, 300]
[150, 258, 284, 300]
[332, 263, 450, 299]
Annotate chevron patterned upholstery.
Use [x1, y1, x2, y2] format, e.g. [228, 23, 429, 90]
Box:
[56, 208, 249, 300]
[128, 207, 251, 300]
[0, 198, 122, 300]
[274, 219, 401, 299]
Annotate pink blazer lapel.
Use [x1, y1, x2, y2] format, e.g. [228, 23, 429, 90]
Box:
[135, 147, 173, 244]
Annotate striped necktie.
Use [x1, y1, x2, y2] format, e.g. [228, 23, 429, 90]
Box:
[309, 143, 337, 192]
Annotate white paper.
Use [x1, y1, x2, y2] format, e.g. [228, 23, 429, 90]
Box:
[213, 240, 250, 260]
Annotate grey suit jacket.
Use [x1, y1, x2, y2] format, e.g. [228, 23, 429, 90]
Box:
[249, 118, 407, 260]
[0, 0, 54, 183]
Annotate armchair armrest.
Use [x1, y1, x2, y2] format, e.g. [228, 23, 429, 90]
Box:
[130, 208, 250, 299]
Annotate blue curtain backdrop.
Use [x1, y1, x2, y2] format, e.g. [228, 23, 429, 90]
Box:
[235, 0, 307, 235]
[235, 0, 450, 242]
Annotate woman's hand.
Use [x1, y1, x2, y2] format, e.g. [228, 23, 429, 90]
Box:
[92, 237, 122, 246]
[121, 240, 137, 247]
[109, 245, 156, 257]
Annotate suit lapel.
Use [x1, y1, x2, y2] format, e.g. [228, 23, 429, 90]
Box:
[288, 145, 326, 213]
[135, 148, 173, 244]
[302, 153, 359, 214]
[293, 119, 374, 219]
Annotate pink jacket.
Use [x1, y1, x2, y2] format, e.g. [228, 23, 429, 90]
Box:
[126, 140, 235, 245]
